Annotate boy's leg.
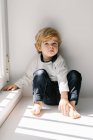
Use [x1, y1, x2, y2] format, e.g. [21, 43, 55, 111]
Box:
[32, 69, 49, 115]
[32, 69, 60, 114]
[67, 70, 82, 118]
[67, 70, 82, 105]
[33, 69, 48, 103]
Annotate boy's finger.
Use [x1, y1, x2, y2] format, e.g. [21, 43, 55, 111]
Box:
[7, 86, 13, 90]
[1, 86, 8, 91]
[12, 87, 16, 90]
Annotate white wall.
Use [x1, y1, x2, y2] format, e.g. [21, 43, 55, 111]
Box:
[7, 0, 93, 97]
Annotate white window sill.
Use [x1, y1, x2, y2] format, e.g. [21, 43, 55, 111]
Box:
[0, 89, 22, 127]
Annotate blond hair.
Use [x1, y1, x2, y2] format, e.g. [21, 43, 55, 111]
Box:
[35, 27, 62, 53]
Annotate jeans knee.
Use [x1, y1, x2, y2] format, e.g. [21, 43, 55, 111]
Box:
[67, 70, 82, 82]
[33, 69, 47, 77]
[34, 69, 43, 76]
[33, 69, 49, 82]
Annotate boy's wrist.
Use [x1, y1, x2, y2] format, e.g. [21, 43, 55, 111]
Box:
[60, 91, 68, 99]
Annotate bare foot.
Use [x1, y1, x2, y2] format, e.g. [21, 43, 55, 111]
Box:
[69, 108, 81, 119]
[69, 101, 81, 119]
[31, 101, 42, 115]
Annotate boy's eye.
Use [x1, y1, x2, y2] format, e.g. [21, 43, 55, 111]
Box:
[52, 42, 58, 47]
[53, 43, 58, 45]
[44, 43, 48, 45]
[43, 42, 58, 47]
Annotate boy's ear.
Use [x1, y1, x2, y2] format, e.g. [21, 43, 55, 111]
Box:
[38, 46, 42, 52]
[35, 44, 41, 52]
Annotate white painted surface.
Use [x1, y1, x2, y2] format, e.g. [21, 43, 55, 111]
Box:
[0, 97, 93, 140]
[0, 89, 22, 127]
[0, 0, 9, 88]
[7, 0, 93, 96]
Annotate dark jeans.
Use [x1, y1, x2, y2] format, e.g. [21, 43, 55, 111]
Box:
[33, 69, 82, 105]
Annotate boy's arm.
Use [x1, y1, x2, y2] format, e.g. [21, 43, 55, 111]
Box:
[2, 73, 32, 91]
[60, 91, 68, 99]
[15, 73, 32, 89]
[2, 55, 38, 91]
[15, 55, 38, 89]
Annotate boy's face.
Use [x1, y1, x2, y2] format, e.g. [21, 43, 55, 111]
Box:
[39, 37, 59, 61]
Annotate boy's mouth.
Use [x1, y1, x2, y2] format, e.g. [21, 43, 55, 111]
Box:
[49, 49, 54, 52]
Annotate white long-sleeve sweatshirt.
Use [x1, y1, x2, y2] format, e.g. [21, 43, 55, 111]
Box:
[15, 53, 69, 93]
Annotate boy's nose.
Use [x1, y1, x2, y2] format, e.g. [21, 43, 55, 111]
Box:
[49, 44, 53, 49]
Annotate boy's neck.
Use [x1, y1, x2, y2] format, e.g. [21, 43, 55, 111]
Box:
[41, 53, 58, 63]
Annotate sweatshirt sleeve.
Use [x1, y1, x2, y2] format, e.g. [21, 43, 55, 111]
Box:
[55, 55, 69, 93]
[15, 73, 32, 89]
[15, 55, 38, 89]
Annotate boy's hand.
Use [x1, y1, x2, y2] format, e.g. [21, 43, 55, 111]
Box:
[1, 84, 18, 91]
[58, 98, 74, 116]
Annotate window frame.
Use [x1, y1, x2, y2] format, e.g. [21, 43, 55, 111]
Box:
[0, 0, 9, 89]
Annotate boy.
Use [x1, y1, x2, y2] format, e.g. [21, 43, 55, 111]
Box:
[2, 27, 82, 118]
